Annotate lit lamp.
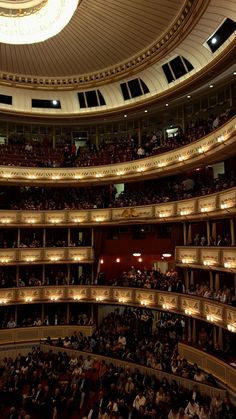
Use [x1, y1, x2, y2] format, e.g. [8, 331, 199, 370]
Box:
[0, 1, 80, 45]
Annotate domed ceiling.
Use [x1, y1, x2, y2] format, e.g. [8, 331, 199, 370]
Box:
[0, 0, 195, 79]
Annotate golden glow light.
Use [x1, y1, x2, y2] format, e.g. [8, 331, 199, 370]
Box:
[0, 1, 79, 45]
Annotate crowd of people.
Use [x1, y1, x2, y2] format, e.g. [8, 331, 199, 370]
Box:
[1, 107, 234, 169]
[0, 168, 234, 212]
[0, 308, 234, 418]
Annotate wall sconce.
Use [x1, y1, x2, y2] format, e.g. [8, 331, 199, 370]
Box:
[95, 174, 103, 178]
[25, 297, 32, 303]
[141, 300, 148, 306]
[1, 219, 10, 224]
[203, 260, 213, 266]
[50, 219, 61, 224]
[0, 299, 7, 304]
[73, 218, 82, 223]
[184, 309, 193, 316]
[100, 259, 104, 264]
[28, 175, 37, 180]
[118, 298, 126, 303]
[138, 258, 142, 262]
[224, 261, 233, 269]
[73, 256, 81, 261]
[74, 175, 82, 180]
[137, 167, 145, 173]
[0, 258, 10, 264]
[158, 162, 166, 168]
[116, 258, 120, 263]
[50, 296, 59, 301]
[227, 324, 236, 332]
[221, 202, 234, 210]
[116, 171, 124, 176]
[178, 155, 186, 162]
[3, 174, 12, 179]
[198, 146, 205, 154]
[50, 257, 60, 262]
[73, 295, 81, 301]
[27, 219, 37, 224]
[25, 257, 35, 263]
[96, 296, 103, 302]
[162, 303, 170, 310]
[181, 258, 193, 264]
[95, 217, 105, 222]
[52, 176, 60, 180]
[217, 135, 225, 143]
[180, 210, 191, 216]
[159, 212, 170, 218]
[206, 314, 217, 322]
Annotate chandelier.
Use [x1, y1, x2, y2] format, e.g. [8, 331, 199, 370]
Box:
[0, 0, 79, 45]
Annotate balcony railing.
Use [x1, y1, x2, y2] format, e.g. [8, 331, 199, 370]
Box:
[0, 116, 235, 185]
[0, 285, 235, 331]
[0, 246, 94, 265]
[0, 185, 235, 226]
[175, 246, 236, 271]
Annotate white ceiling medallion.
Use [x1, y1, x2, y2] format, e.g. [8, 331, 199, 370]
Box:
[0, 0, 79, 45]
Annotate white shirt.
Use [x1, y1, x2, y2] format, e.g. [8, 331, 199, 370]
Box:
[133, 394, 146, 410]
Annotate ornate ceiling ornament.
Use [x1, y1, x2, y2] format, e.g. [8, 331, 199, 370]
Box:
[0, 0, 79, 44]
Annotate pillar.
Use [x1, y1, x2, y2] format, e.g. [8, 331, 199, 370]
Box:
[67, 264, 70, 284]
[16, 266, 19, 286]
[15, 305, 18, 326]
[209, 271, 213, 288]
[218, 327, 223, 350]
[230, 218, 235, 246]
[68, 228, 71, 246]
[192, 318, 196, 343]
[95, 124, 99, 147]
[43, 228, 46, 248]
[190, 270, 194, 286]
[183, 223, 187, 245]
[66, 303, 70, 324]
[206, 221, 211, 245]
[42, 265, 45, 285]
[42, 303, 44, 323]
[215, 273, 220, 290]
[213, 326, 217, 346]
[187, 318, 192, 342]
[184, 269, 190, 292]
[52, 126, 56, 149]
[17, 227, 20, 247]
[138, 119, 142, 146]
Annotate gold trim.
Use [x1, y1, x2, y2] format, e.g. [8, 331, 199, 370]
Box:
[0, 0, 47, 17]
[0, 0, 208, 90]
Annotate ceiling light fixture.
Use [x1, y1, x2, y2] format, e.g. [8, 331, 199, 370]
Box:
[0, 0, 79, 45]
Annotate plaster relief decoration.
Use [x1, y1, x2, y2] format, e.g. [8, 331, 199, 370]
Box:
[112, 206, 153, 220]
[44, 287, 64, 301]
[0, 212, 17, 224]
[45, 249, 65, 262]
[68, 211, 89, 223]
[158, 295, 178, 310]
[91, 287, 110, 302]
[177, 200, 196, 216]
[201, 248, 220, 267]
[18, 289, 40, 302]
[155, 203, 175, 218]
[91, 210, 110, 223]
[68, 287, 88, 301]
[68, 248, 89, 262]
[0, 289, 14, 304]
[181, 298, 200, 315]
[113, 289, 133, 304]
[176, 247, 198, 264]
[45, 212, 66, 224]
[19, 249, 41, 263]
[220, 189, 236, 210]
[226, 309, 236, 332]
[136, 290, 155, 306]
[21, 212, 42, 224]
[199, 196, 217, 213]
[0, 250, 15, 264]
[223, 250, 236, 269]
[204, 302, 223, 323]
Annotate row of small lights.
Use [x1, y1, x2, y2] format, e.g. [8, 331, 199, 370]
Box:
[0, 256, 83, 264]
[0, 293, 235, 332]
[181, 258, 236, 270]
[0, 132, 230, 182]
[0, 198, 234, 227]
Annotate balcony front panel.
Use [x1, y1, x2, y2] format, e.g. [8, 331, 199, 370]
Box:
[0, 117, 235, 185]
[0, 247, 94, 265]
[176, 246, 236, 271]
[178, 343, 236, 393]
[0, 285, 234, 331]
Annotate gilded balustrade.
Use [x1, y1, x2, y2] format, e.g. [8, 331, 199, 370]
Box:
[175, 246, 236, 271]
[0, 186, 236, 226]
[0, 285, 235, 332]
[178, 342, 236, 393]
[0, 117, 235, 185]
[0, 247, 94, 265]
